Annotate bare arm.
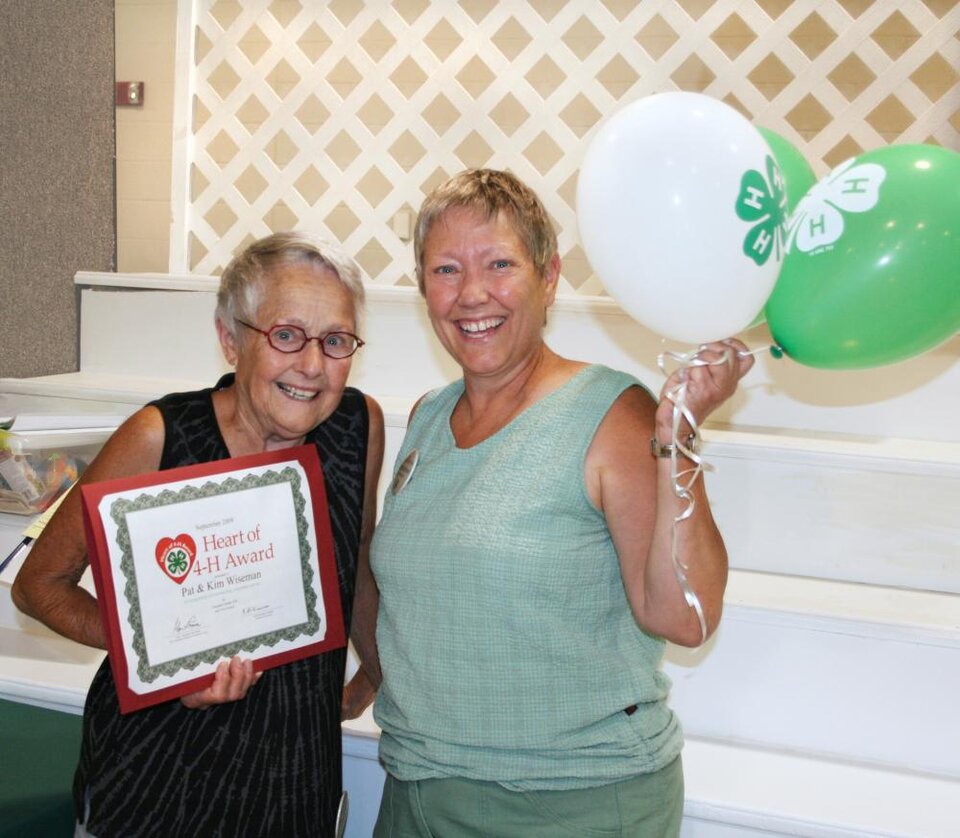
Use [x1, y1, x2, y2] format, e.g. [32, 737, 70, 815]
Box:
[12, 405, 263, 709]
[586, 340, 754, 647]
[346, 394, 385, 690]
[11, 407, 165, 648]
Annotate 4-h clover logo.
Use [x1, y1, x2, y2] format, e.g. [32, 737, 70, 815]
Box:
[785, 157, 886, 254]
[155, 534, 197, 584]
[166, 549, 188, 574]
[736, 155, 788, 267]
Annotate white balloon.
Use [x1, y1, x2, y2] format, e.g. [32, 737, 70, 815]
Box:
[577, 92, 784, 344]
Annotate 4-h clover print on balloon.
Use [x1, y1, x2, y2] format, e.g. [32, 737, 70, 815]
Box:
[736, 154, 789, 267]
[577, 91, 786, 345]
[785, 157, 885, 255]
[767, 144, 960, 370]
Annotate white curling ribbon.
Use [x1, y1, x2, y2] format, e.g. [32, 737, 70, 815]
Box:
[656, 343, 768, 645]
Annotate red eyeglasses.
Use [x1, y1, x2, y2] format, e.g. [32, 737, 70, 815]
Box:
[238, 321, 365, 358]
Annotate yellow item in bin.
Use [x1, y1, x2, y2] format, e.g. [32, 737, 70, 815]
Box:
[25, 485, 74, 538]
[0, 426, 108, 515]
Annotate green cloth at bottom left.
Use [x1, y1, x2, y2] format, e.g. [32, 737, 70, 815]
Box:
[0, 698, 82, 837]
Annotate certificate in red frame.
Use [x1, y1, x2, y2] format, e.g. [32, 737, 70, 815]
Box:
[81, 445, 345, 713]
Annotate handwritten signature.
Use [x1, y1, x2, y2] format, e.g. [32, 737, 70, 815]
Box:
[174, 615, 201, 633]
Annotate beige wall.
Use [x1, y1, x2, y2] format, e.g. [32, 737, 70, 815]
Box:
[115, 0, 178, 272]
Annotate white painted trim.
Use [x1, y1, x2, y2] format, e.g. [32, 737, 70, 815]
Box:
[0, 680, 88, 716]
[723, 600, 960, 650]
[0, 373, 205, 405]
[723, 571, 960, 636]
[680, 736, 960, 838]
[75, 271, 218, 292]
[168, 0, 197, 272]
[701, 431, 958, 469]
[681, 803, 894, 838]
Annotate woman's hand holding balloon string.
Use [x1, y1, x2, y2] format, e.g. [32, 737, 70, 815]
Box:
[655, 339, 755, 645]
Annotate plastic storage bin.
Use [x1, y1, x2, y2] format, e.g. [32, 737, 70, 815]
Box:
[0, 427, 112, 515]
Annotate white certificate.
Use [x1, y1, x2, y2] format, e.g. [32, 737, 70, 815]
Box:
[81, 445, 345, 713]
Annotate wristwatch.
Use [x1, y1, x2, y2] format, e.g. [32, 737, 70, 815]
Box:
[650, 433, 699, 458]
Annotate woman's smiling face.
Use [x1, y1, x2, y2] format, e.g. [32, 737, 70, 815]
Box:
[421, 206, 558, 383]
[219, 260, 357, 448]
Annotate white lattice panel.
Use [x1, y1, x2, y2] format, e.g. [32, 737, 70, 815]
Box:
[171, 0, 959, 287]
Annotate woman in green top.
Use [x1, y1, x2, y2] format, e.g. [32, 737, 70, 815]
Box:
[365, 169, 753, 836]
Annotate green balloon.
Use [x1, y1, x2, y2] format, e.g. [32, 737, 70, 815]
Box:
[766, 144, 960, 369]
[758, 127, 817, 213]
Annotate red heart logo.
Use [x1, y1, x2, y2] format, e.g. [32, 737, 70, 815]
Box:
[155, 534, 197, 584]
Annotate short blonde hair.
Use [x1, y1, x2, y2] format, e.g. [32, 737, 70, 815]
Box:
[216, 232, 365, 337]
[413, 169, 558, 293]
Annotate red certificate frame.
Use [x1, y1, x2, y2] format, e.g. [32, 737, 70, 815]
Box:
[81, 445, 345, 713]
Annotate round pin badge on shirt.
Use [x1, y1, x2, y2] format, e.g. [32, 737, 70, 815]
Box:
[391, 448, 419, 495]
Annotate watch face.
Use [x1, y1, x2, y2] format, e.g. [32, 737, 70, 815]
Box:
[651, 437, 671, 458]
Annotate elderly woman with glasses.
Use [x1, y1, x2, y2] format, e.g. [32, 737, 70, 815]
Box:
[13, 232, 384, 838]
[364, 170, 754, 836]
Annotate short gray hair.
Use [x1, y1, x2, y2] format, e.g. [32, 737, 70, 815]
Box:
[216, 232, 365, 337]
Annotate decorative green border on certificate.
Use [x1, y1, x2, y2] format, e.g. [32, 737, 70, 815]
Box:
[109, 466, 320, 683]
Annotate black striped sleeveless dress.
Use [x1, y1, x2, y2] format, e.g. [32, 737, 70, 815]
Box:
[74, 376, 369, 837]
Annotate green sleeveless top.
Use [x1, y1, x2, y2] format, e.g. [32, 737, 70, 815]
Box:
[371, 365, 683, 789]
